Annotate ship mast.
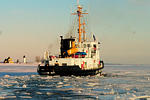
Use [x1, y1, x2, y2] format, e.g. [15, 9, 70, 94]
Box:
[72, 0, 88, 43]
[83, 20, 86, 41]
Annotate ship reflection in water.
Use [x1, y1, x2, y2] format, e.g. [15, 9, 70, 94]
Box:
[0, 65, 150, 100]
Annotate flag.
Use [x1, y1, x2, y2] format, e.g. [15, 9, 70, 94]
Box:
[93, 34, 96, 41]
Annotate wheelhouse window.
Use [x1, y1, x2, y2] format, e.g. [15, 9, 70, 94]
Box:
[93, 44, 96, 53]
[87, 44, 91, 47]
[93, 44, 96, 48]
[84, 44, 86, 48]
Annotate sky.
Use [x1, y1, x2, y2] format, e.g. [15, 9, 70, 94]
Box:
[0, 0, 150, 64]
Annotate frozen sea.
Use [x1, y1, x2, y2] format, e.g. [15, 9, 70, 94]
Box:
[0, 64, 150, 100]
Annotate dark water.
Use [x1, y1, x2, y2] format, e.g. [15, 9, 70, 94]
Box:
[0, 65, 150, 100]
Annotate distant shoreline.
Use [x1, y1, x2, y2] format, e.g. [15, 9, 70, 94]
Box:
[0, 63, 39, 66]
[0, 63, 149, 67]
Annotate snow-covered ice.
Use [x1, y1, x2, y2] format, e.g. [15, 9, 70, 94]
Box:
[0, 64, 150, 100]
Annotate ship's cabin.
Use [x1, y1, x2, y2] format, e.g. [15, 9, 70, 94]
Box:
[59, 34, 100, 59]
